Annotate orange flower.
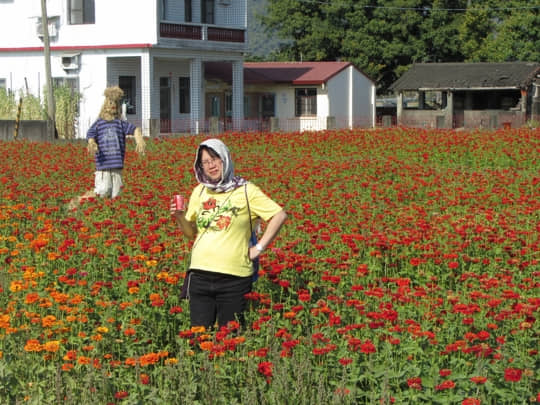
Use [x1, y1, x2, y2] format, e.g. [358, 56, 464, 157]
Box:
[43, 340, 60, 353]
[283, 311, 296, 319]
[125, 357, 138, 367]
[200, 341, 214, 351]
[24, 339, 42, 352]
[0, 314, 10, 329]
[140, 352, 160, 366]
[191, 326, 206, 333]
[123, 327, 136, 336]
[63, 350, 77, 361]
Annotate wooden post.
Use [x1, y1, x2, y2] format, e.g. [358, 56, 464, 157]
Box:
[41, 0, 56, 139]
[14, 97, 23, 139]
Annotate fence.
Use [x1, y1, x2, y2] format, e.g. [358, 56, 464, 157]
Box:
[0, 120, 52, 141]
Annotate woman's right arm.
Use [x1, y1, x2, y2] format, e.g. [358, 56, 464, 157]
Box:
[170, 201, 197, 239]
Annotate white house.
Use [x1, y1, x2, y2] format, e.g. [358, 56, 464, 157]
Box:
[0, 0, 247, 137]
[204, 61, 376, 131]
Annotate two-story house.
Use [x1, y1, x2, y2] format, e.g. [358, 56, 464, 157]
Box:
[0, 0, 247, 137]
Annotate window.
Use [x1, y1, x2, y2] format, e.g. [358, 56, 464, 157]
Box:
[262, 93, 275, 117]
[225, 93, 232, 118]
[295, 88, 317, 116]
[202, 0, 214, 24]
[119, 76, 136, 115]
[69, 0, 95, 25]
[53, 77, 79, 91]
[179, 77, 190, 114]
[0, 78, 6, 89]
[185, 0, 192, 22]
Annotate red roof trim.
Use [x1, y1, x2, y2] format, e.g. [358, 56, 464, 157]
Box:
[0, 43, 153, 52]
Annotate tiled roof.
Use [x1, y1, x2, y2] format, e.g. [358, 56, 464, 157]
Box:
[205, 61, 372, 84]
[244, 61, 352, 84]
[390, 62, 540, 91]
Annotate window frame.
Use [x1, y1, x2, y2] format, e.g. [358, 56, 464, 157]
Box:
[118, 76, 136, 115]
[295, 88, 317, 117]
[68, 0, 95, 25]
[179, 77, 190, 114]
[201, 0, 215, 24]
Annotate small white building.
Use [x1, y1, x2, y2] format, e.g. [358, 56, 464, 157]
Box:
[205, 61, 376, 131]
[0, 0, 247, 137]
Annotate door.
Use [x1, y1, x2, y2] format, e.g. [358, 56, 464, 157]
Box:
[160, 77, 171, 133]
[453, 92, 465, 129]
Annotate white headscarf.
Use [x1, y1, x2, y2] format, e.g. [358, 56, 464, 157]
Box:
[194, 138, 247, 192]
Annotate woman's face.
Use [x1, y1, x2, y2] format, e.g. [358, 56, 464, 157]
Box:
[200, 149, 223, 182]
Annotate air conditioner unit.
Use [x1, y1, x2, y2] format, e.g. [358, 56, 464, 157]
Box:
[61, 53, 81, 71]
[36, 17, 58, 39]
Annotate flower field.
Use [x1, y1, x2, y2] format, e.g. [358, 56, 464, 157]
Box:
[0, 128, 538, 405]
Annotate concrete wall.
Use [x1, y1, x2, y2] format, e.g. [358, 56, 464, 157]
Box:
[0, 120, 51, 141]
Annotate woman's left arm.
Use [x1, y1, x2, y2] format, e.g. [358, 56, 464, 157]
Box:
[249, 209, 287, 260]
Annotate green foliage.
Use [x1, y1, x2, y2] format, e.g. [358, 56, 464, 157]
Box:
[261, 0, 540, 92]
[0, 88, 17, 119]
[0, 85, 80, 138]
[54, 85, 81, 139]
[20, 91, 46, 121]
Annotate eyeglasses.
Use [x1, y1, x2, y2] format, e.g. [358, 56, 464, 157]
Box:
[201, 157, 221, 167]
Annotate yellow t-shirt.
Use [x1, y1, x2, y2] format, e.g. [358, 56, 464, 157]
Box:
[185, 182, 283, 277]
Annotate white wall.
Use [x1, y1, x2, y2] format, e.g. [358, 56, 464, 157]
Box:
[215, 0, 247, 27]
[0, 0, 158, 49]
[327, 71, 349, 123]
[351, 67, 375, 127]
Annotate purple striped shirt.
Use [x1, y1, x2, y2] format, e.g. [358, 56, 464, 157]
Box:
[87, 119, 136, 170]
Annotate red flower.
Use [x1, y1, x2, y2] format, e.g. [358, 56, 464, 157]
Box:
[339, 357, 353, 366]
[216, 215, 231, 230]
[435, 380, 455, 390]
[462, 399, 481, 405]
[407, 377, 422, 390]
[360, 340, 376, 354]
[504, 368, 522, 382]
[258, 361, 273, 377]
[439, 368, 452, 377]
[203, 198, 217, 210]
[470, 376, 487, 384]
[140, 373, 150, 385]
[114, 391, 129, 399]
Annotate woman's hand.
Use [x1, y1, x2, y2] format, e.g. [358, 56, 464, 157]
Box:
[170, 198, 197, 239]
[249, 245, 262, 261]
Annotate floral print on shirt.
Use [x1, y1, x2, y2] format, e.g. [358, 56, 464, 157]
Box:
[196, 197, 239, 231]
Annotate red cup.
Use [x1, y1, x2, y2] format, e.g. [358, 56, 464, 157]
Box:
[173, 194, 185, 211]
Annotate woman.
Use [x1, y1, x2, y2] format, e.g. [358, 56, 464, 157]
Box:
[171, 138, 287, 329]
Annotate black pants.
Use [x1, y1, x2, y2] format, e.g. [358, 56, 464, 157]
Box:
[188, 269, 252, 329]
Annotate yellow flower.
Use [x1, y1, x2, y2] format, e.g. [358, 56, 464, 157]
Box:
[96, 326, 109, 334]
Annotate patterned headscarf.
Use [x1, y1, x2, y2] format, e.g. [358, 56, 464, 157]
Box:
[194, 138, 247, 192]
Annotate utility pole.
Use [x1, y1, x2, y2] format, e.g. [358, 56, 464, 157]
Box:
[40, 0, 56, 139]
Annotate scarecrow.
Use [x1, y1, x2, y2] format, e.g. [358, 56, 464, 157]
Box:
[68, 86, 145, 210]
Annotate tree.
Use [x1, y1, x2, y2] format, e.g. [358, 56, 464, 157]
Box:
[260, 0, 540, 93]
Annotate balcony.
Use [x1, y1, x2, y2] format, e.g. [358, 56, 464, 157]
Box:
[160, 23, 245, 43]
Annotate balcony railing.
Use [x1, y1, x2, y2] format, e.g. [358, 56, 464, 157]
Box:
[160, 23, 202, 40]
[160, 23, 245, 43]
[207, 27, 244, 43]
